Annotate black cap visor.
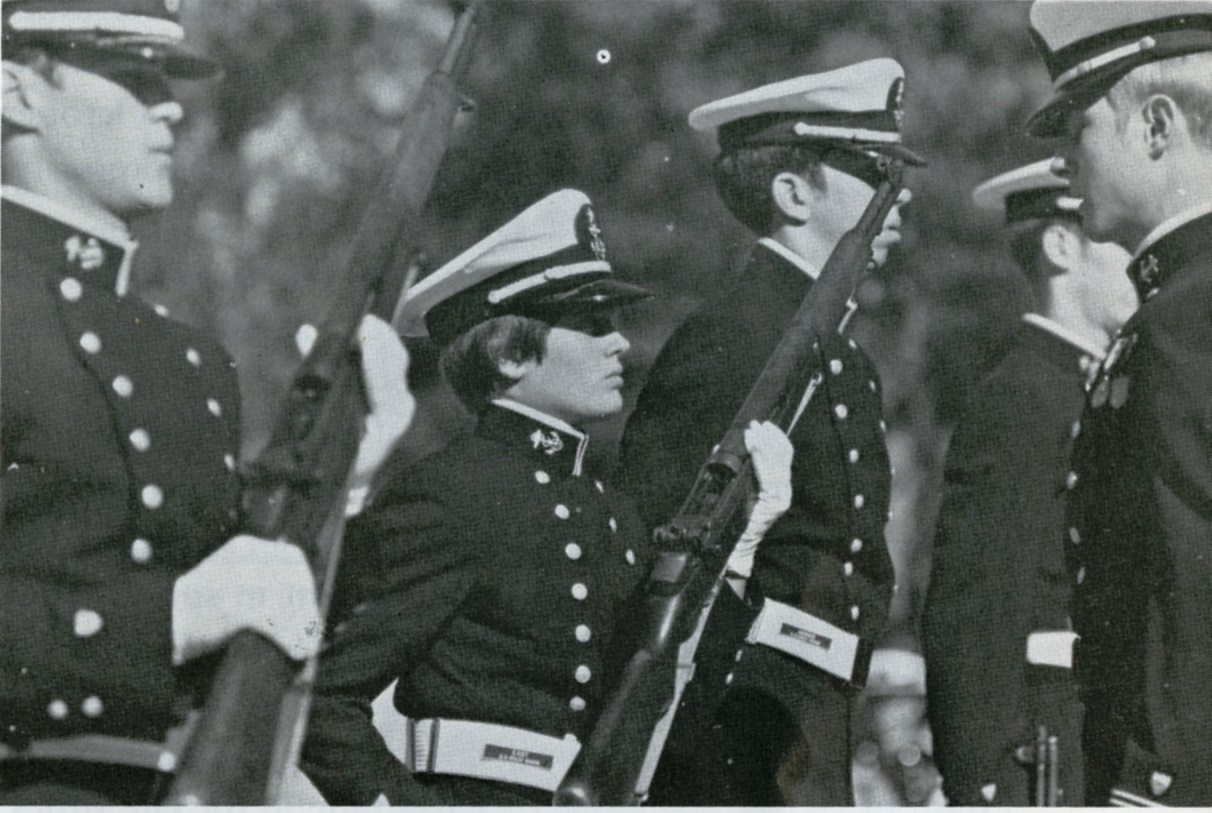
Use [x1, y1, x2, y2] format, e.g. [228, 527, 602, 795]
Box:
[17, 33, 219, 79]
[516, 277, 653, 323]
[861, 141, 928, 168]
[426, 275, 652, 346]
[1027, 69, 1128, 139]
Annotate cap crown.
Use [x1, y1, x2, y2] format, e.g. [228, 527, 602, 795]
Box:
[686, 58, 924, 166]
[397, 190, 648, 344]
[1026, 0, 1212, 137]
[3, 0, 216, 77]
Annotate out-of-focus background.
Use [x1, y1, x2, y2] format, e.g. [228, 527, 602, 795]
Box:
[137, 0, 1062, 804]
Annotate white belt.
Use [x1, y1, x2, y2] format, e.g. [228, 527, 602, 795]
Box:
[1025, 630, 1077, 669]
[399, 717, 581, 793]
[745, 598, 872, 686]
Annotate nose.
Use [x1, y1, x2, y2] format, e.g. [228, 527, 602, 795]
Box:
[151, 100, 184, 126]
[1050, 154, 1070, 179]
[602, 330, 630, 357]
[897, 187, 913, 206]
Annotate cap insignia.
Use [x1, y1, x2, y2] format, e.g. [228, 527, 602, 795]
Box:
[887, 77, 905, 130]
[65, 235, 105, 271]
[165, 0, 182, 13]
[578, 205, 607, 261]
[531, 428, 565, 455]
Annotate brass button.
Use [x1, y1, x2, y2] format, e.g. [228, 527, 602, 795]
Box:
[129, 428, 151, 452]
[60, 277, 83, 302]
[141, 484, 164, 510]
[131, 538, 153, 564]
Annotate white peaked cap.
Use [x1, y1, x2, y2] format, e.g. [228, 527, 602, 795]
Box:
[686, 58, 924, 166]
[395, 189, 649, 343]
[972, 159, 1080, 223]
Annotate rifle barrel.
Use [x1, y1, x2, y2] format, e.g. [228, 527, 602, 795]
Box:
[162, 4, 484, 804]
[555, 164, 907, 806]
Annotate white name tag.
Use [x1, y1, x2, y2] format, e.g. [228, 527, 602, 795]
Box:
[746, 598, 860, 682]
[1025, 630, 1077, 669]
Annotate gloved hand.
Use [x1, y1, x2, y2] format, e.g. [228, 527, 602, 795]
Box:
[296, 314, 415, 515]
[726, 420, 794, 590]
[172, 535, 322, 664]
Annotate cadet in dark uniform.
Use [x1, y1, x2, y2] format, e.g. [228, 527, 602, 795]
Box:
[1027, 0, 1212, 805]
[617, 60, 922, 806]
[301, 189, 795, 806]
[0, 1, 410, 804]
[922, 161, 1136, 806]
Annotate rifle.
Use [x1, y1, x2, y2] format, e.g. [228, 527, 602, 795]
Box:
[554, 159, 907, 806]
[162, 3, 484, 804]
[1015, 725, 1061, 806]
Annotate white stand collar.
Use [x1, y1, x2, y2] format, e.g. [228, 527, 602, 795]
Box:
[1133, 201, 1212, 260]
[1021, 312, 1109, 361]
[758, 237, 821, 280]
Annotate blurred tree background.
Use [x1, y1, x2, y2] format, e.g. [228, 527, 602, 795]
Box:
[130, 0, 1063, 803]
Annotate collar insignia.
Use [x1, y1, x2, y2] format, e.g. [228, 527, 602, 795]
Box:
[65, 235, 106, 271]
[530, 428, 565, 455]
[1131, 253, 1163, 300]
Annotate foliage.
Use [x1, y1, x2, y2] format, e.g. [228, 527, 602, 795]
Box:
[139, 0, 1053, 459]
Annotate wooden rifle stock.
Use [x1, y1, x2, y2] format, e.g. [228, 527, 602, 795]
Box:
[162, 4, 483, 804]
[555, 161, 906, 806]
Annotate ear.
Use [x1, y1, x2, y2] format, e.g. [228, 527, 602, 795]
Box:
[1141, 94, 1178, 158]
[497, 357, 537, 385]
[770, 171, 813, 225]
[1039, 220, 1077, 273]
[2, 60, 46, 132]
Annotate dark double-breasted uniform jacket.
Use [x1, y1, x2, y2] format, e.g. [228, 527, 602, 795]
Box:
[616, 241, 894, 806]
[301, 404, 652, 806]
[0, 196, 242, 789]
[1066, 211, 1212, 807]
[923, 317, 1098, 806]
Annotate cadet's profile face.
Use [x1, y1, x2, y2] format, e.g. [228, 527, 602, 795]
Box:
[1055, 98, 1140, 246]
[871, 188, 912, 267]
[24, 61, 183, 218]
[501, 321, 631, 424]
[819, 166, 909, 267]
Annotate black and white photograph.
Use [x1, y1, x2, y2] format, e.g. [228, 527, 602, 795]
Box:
[3, 0, 1211, 806]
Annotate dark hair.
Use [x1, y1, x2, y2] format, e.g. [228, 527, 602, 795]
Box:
[3, 44, 58, 78]
[439, 315, 551, 413]
[712, 144, 826, 233]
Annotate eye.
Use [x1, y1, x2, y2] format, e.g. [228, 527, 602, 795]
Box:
[107, 70, 173, 105]
[557, 311, 616, 337]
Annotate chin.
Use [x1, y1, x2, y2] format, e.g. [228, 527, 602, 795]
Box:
[592, 393, 625, 419]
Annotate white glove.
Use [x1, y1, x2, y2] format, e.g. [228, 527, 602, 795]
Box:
[726, 421, 794, 590]
[172, 535, 322, 664]
[296, 315, 415, 515]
